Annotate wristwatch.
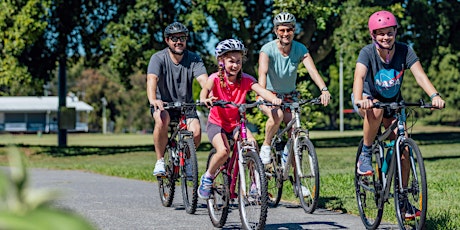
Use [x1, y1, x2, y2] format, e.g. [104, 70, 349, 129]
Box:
[321, 86, 328, 91]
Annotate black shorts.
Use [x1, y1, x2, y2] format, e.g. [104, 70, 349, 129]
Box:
[206, 122, 238, 143]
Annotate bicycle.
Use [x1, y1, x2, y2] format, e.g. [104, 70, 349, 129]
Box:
[354, 99, 441, 229]
[204, 100, 268, 230]
[263, 97, 322, 213]
[152, 102, 202, 214]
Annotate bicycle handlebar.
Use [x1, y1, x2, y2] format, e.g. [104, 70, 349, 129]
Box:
[262, 97, 322, 107]
[210, 100, 261, 112]
[150, 101, 205, 110]
[356, 99, 444, 110]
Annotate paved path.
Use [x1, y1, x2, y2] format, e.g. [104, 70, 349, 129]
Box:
[27, 168, 397, 229]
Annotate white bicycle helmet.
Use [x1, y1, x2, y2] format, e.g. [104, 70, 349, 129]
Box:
[164, 22, 189, 37]
[273, 12, 296, 27]
[215, 39, 247, 58]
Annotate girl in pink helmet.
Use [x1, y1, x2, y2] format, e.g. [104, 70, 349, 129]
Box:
[352, 10, 445, 218]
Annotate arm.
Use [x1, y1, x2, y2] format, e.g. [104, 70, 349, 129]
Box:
[147, 73, 164, 110]
[195, 73, 208, 89]
[410, 61, 445, 108]
[257, 52, 269, 89]
[252, 83, 282, 105]
[353, 63, 374, 109]
[200, 77, 216, 107]
[302, 53, 330, 106]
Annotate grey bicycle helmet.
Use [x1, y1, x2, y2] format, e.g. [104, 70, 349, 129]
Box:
[273, 12, 296, 27]
[215, 39, 247, 58]
[164, 22, 189, 37]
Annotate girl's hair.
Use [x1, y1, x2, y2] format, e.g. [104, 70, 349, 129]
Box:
[218, 53, 242, 89]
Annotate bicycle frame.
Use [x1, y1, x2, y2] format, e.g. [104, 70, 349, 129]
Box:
[374, 102, 428, 203]
[269, 98, 321, 180]
[162, 103, 197, 175]
[214, 101, 259, 199]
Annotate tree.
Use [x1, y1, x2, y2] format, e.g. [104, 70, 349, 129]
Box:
[0, 0, 50, 95]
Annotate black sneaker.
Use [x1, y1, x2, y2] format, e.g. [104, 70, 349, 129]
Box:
[403, 201, 421, 219]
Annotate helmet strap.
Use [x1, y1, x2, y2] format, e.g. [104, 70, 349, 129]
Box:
[374, 40, 395, 64]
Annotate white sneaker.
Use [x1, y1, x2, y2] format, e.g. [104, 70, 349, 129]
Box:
[153, 158, 165, 176]
[301, 186, 311, 197]
[259, 145, 271, 164]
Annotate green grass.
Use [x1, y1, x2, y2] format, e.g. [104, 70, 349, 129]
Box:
[1, 129, 459, 229]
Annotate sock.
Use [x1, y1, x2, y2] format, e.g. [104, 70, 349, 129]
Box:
[205, 171, 214, 179]
[362, 145, 372, 156]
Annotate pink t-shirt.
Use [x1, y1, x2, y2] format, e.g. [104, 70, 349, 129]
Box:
[208, 72, 256, 133]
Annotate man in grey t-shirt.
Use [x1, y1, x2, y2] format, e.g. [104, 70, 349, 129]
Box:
[147, 22, 208, 176]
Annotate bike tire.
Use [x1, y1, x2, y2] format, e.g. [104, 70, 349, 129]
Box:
[180, 138, 199, 214]
[393, 138, 427, 230]
[238, 150, 268, 230]
[294, 135, 320, 214]
[266, 143, 284, 207]
[206, 149, 230, 228]
[354, 139, 384, 229]
[158, 145, 176, 207]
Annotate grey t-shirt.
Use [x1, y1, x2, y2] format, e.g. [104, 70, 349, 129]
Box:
[357, 42, 418, 102]
[147, 48, 207, 103]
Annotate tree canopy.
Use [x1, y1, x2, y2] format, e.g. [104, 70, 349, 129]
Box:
[1, 0, 459, 130]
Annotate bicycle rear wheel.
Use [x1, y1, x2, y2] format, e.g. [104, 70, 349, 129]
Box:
[294, 135, 320, 213]
[266, 142, 284, 207]
[354, 139, 384, 229]
[180, 138, 199, 214]
[158, 145, 176, 207]
[206, 149, 230, 228]
[238, 149, 268, 230]
[393, 138, 427, 230]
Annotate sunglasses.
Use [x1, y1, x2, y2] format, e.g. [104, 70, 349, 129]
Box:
[277, 28, 294, 34]
[169, 36, 187, 42]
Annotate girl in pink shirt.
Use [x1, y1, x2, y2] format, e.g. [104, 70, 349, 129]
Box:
[197, 39, 281, 199]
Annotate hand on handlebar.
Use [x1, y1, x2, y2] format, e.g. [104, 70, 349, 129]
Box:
[151, 99, 165, 111]
[201, 96, 218, 108]
[320, 90, 331, 106]
[355, 97, 375, 109]
[431, 97, 445, 110]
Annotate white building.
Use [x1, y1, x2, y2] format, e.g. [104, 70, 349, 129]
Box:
[0, 96, 93, 133]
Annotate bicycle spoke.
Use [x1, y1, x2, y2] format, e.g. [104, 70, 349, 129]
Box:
[354, 140, 383, 229]
[296, 136, 320, 213]
[394, 138, 427, 229]
[205, 149, 230, 228]
[238, 150, 268, 230]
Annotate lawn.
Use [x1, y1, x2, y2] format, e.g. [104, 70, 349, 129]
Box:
[1, 128, 459, 229]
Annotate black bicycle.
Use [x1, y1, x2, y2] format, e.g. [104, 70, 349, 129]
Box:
[153, 102, 202, 214]
[355, 99, 442, 229]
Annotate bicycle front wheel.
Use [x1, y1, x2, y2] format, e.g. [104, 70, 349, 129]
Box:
[238, 150, 268, 230]
[206, 149, 230, 228]
[294, 135, 320, 213]
[266, 143, 284, 207]
[393, 138, 427, 230]
[354, 139, 383, 229]
[180, 138, 199, 214]
[158, 146, 176, 207]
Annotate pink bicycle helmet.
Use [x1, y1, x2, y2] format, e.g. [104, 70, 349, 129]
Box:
[368, 10, 398, 35]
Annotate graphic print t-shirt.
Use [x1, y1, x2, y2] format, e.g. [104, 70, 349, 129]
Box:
[207, 73, 256, 133]
[357, 42, 418, 102]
